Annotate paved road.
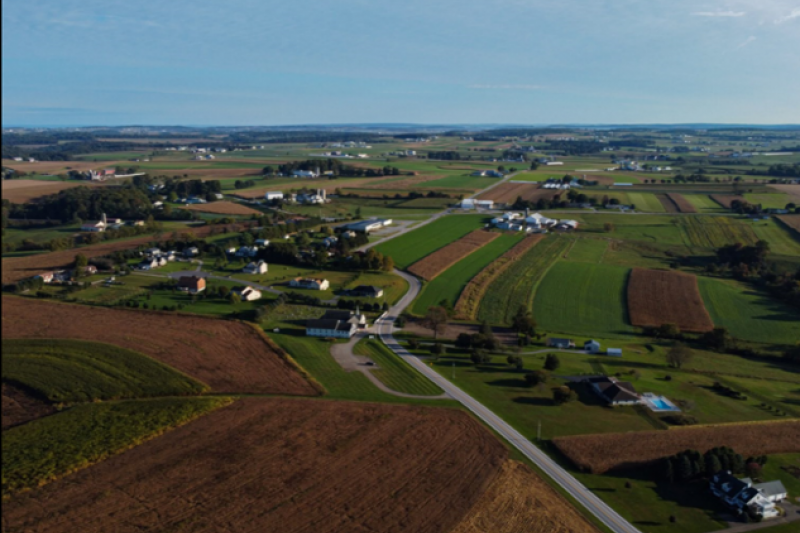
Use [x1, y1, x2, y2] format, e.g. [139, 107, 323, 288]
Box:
[375, 269, 642, 533]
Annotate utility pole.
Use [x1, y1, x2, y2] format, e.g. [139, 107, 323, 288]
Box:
[537, 420, 542, 442]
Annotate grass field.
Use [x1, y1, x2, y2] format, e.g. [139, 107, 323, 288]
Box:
[354, 339, 444, 396]
[749, 218, 800, 256]
[478, 236, 571, 325]
[697, 277, 800, 345]
[744, 194, 792, 209]
[534, 262, 635, 338]
[412, 234, 522, 314]
[375, 215, 487, 269]
[627, 193, 666, 213]
[678, 216, 758, 249]
[2, 339, 207, 403]
[563, 238, 609, 264]
[2, 397, 231, 496]
[684, 195, 728, 213]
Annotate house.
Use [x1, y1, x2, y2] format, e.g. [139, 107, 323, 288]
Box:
[548, 338, 575, 349]
[265, 191, 284, 201]
[177, 276, 206, 294]
[255, 239, 270, 247]
[243, 260, 268, 275]
[710, 471, 785, 519]
[81, 221, 106, 233]
[145, 247, 162, 257]
[232, 286, 262, 301]
[321, 309, 367, 328]
[584, 377, 642, 406]
[83, 265, 98, 276]
[607, 348, 623, 357]
[235, 246, 259, 258]
[35, 272, 55, 284]
[290, 278, 330, 291]
[306, 319, 357, 339]
[322, 236, 338, 247]
[138, 258, 159, 271]
[348, 285, 384, 299]
[292, 169, 320, 178]
[584, 340, 602, 354]
[213, 193, 224, 200]
[460, 199, 495, 210]
[338, 218, 392, 235]
[184, 247, 200, 258]
[130, 220, 146, 227]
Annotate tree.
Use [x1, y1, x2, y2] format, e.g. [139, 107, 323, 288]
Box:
[525, 370, 549, 387]
[656, 323, 681, 339]
[544, 353, 561, 371]
[430, 343, 445, 358]
[422, 306, 449, 339]
[604, 222, 615, 233]
[470, 349, 492, 365]
[506, 355, 523, 370]
[511, 305, 537, 337]
[666, 342, 693, 369]
[552, 385, 577, 405]
[74, 254, 88, 277]
[229, 292, 241, 305]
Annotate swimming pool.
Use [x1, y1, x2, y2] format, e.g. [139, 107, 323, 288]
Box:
[642, 393, 681, 412]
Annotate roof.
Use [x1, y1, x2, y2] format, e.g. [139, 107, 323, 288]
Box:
[322, 310, 355, 321]
[755, 480, 787, 498]
[353, 285, 381, 293]
[306, 319, 353, 332]
[587, 377, 639, 403]
[178, 276, 205, 287]
[342, 219, 388, 232]
[549, 338, 573, 344]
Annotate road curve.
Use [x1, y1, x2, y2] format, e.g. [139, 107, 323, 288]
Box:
[376, 268, 642, 533]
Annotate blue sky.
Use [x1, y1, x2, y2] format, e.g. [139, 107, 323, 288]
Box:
[3, 0, 799, 126]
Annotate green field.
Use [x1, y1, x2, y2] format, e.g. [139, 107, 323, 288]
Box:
[627, 192, 666, 213]
[698, 277, 800, 345]
[534, 261, 635, 338]
[354, 339, 444, 396]
[2, 397, 230, 496]
[744, 194, 792, 209]
[478, 236, 570, 325]
[750, 219, 800, 256]
[684, 194, 728, 213]
[412, 233, 522, 314]
[678, 216, 759, 249]
[2, 339, 207, 403]
[375, 215, 487, 269]
[563, 237, 608, 264]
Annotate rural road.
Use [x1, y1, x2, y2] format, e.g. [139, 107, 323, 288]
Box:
[374, 268, 643, 533]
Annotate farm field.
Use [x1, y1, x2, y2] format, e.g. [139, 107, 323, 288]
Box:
[627, 192, 666, 213]
[477, 182, 561, 204]
[563, 237, 608, 263]
[744, 193, 792, 209]
[627, 269, 714, 332]
[697, 277, 800, 345]
[749, 218, 800, 256]
[1, 179, 102, 203]
[777, 214, 800, 233]
[684, 194, 729, 213]
[2, 339, 207, 403]
[408, 230, 500, 281]
[1, 297, 321, 396]
[666, 193, 697, 213]
[3, 397, 232, 496]
[3, 398, 509, 533]
[412, 233, 522, 314]
[677, 216, 758, 249]
[478, 236, 571, 325]
[182, 200, 264, 216]
[454, 236, 543, 320]
[353, 339, 444, 396]
[709, 194, 740, 208]
[768, 184, 800, 202]
[553, 421, 800, 474]
[2, 383, 56, 430]
[375, 215, 487, 269]
[533, 262, 635, 338]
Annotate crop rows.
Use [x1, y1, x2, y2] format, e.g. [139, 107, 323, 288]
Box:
[455, 236, 543, 320]
[627, 269, 714, 333]
[666, 193, 697, 213]
[678, 216, 758, 249]
[408, 230, 500, 281]
[553, 420, 800, 474]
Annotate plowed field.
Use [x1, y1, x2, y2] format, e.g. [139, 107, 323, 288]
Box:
[3, 398, 508, 533]
[710, 194, 741, 208]
[454, 236, 543, 320]
[1, 297, 320, 396]
[478, 183, 561, 204]
[656, 194, 679, 213]
[451, 460, 599, 533]
[553, 420, 800, 474]
[2, 179, 102, 204]
[408, 231, 500, 281]
[627, 268, 714, 333]
[1, 383, 55, 430]
[667, 193, 697, 213]
[769, 184, 800, 203]
[777, 214, 800, 233]
[182, 201, 263, 216]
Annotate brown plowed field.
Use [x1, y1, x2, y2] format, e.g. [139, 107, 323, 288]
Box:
[1, 223, 235, 285]
[710, 194, 741, 208]
[182, 201, 263, 216]
[4, 161, 123, 174]
[777, 214, 800, 233]
[2, 179, 103, 204]
[409, 231, 500, 281]
[667, 193, 697, 213]
[582, 174, 617, 186]
[553, 420, 800, 474]
[455, 236, 543, 320]
[3, 398, 508, 533]
[769, 184, 800, 202]
[1, 297, 320, 396]
[478, 183, 562, 204]
[656, 194, 679, 213]
[627, 268, 714, 333]
[1, 383, 55, 430]
[452, 460, 599, 533]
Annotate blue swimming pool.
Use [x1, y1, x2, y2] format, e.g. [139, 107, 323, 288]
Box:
[642, 393, 681, 412]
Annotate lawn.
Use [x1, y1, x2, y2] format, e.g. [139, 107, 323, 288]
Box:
[534, 261, 636, 339]
[412, 233, 522, 315]
[375, 215, 488, 269]
[343, 272, 409, 305]
[2, 339, 207, 402]
[353, 339, 444, 396]
[697, 277, 800, 346]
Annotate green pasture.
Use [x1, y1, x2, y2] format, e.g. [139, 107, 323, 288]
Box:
[684, 194, 728, 213]
[563, 237, 609, 264]
[626, 193, 666, 213]
[745, 194, 792, 209]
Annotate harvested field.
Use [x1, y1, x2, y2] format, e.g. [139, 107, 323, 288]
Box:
[1, 383, 55, 430]
[478, 182, 562, 204]
[777, 214, 800, 233]
[1, 223, 235, 285]
[4, 161, 121, 175]
[666, 193, 697, 213]
[1, 297, 320, 396]
[3, 398, 508, 533]
[357, 175, 445, 190]
[451, 460, 599, 533]
[769, 184, 800, 203]
[2, 180, 101, 204]
[627, 268, 714, 333]
[454, 236, 543, 320]
[182, 201, 263, 216]
[408, 231, 500, 281]
[553, 420, 800, 474]
[656, 194, 679, 213]
[232, 178, 372, 199]
[582, 174, 617, 186]
[710, 194, 742, 209]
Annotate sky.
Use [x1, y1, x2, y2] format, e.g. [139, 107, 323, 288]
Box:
[2, 0, 800, 126]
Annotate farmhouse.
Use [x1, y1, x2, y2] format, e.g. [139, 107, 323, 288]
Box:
[265, 191, 284, 201]
[710, 471, 786, 519]
[235, 246, 259, 258]
[347, 285, 384, 298]
[459, 199, 495, 209]
[321, 309, 367, 328]
[584, 377, 642, 406]
[584, 340, 602, 353]
[548, 338, 575, 349]
[232, 286, 262, 301]
[338, 218, 392, 235]
[290, 278, 330, 291]
[292, 169, 320, 178]
[306, 319, 357, 339]
[177, 276, 206, 294]
[243, 260, 268, 275]
[184, 247, 200, 258]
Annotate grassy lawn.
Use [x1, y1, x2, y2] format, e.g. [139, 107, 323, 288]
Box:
[697, 277, 800, 345]
[344, 272, 409, 305]
[412, 233, 523, 314]
[354, 339, 444, 396]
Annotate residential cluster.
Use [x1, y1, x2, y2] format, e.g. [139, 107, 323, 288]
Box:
[491, 211, 579, 233]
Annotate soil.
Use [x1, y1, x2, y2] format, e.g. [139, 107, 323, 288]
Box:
[408, 231, 500, 281]
[182, 201, 264, 216]
[667, 193, 697, 213]
[1, 297, 321, 396]
[627, 268, 714, 333]
[777, 215, 800, 232]
[656, 194, 680, 213]
[2, 180, 103, 204]
[1, 382, 56, 430]
[710, 194, 741, 208]
[451, 460, 599, 533]
[2, 398, 508, 533]
[478, 183, 562, 204]
[769, 184, 800, 203]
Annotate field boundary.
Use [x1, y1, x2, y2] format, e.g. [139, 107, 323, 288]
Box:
[408, 230, 500, 281]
